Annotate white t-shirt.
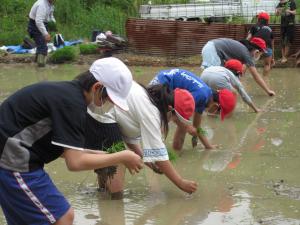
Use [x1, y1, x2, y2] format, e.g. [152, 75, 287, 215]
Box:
[89, 81, 169, 163]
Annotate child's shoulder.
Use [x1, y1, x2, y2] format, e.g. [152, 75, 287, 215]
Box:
[262, 25, 273, 32]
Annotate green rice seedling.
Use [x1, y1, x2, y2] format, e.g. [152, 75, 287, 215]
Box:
[95, 141, 126, 191]
[50, 46, 78, 63]
[168, 148, 178, 162]
[105, 141, 126, 153]
[197, 127, 208, 136]
[79, 43, 98, 55]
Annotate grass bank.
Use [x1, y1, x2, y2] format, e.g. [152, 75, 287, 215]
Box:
[0, 0, 190, 46]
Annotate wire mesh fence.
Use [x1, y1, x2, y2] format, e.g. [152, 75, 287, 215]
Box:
[139, 1, 299, 23]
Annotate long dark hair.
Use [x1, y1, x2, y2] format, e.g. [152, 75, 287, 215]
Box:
[240, 39, 256, 52]
[145, 84, 174, 138]
[240, 39, 262, 52]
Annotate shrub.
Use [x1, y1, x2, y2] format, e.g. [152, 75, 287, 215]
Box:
[79, 43, 97, 54]
[50, 46, 78, 63]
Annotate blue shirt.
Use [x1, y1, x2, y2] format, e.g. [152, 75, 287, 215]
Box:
[156, 69, 212, 113]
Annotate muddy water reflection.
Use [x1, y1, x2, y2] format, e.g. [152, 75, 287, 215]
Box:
[0, 64, 300, 225]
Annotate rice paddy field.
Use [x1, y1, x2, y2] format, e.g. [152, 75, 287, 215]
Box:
[0, 64, 299, 225]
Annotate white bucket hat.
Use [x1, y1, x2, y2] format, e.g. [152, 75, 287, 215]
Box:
[89, 57, 132, 111]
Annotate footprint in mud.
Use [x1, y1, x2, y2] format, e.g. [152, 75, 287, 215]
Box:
[85, 214, 99, 220]
[271, 180, 300, 201]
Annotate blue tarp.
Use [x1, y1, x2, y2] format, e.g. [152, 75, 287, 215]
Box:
[4, 40, 83, 54]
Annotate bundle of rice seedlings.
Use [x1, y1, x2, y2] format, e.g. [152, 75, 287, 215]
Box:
[79, 43, 98, 54]
[50, 46, 78, 63]
[95, 142, 125, 190]
[168, 148, 178, 162]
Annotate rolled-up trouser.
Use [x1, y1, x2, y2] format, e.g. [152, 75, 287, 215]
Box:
[201, 41, 221, 69]
[27, 19, 48, 56]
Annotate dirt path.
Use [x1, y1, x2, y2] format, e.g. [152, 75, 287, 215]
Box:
[0, 51, 298, 67]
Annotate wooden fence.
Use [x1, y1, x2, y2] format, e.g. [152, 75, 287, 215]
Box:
[126, 18, 300, 56]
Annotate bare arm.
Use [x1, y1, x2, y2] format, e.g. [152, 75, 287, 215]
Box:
[125, 142, 143, 158]
[63, 148, 143, 174]
[248, 66, 275, 96]
[246, 32, 252, 40]
[275, 7, 281, 15]
[155, 160, 197, 194]
[193, 112, 214, 149]
[123, 142, 163, 174]
[286, 9, 297, 15]
[230, 75, 260, 113]
[248, 102, 260, 113]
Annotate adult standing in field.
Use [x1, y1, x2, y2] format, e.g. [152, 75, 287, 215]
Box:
[201, 59, 261, 113]
[149, 68, 237, 151]
[89, 81, 198, 194]
[201, 37, 276, 97]
[247, 12, 275, 78]
[0, 57, 143, 225]
[276, 0, 297, 63]
[28, 0, 56, 67]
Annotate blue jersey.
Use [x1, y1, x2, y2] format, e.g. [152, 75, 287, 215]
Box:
[157, 69, 212, 113]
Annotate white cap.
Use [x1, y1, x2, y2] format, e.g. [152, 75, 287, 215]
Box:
[89, 57, 132, 111]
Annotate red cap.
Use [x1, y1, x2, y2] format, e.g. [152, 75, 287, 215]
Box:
[257, 12, 270, 21]
[250, 37, 267, 53]
[174, 88, 195, 125]
[219, 89, 237, 121]
[224, 59, 243, 76]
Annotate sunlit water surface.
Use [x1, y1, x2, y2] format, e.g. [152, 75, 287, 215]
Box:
[0, 63, 300, 225]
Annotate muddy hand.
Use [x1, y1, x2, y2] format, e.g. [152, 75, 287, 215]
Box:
[122, 150, 143, 175]
[212, 144, 220, 149]
[44, 34, 51, 42]
[179, 179, 198, 194]
[145, 162, 163, 174]
[255, 108, 262, 113]
[268, 90, 275, 96]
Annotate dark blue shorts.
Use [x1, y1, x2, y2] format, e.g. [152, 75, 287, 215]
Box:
[263, 48, 273, 58]
[0, 168, 70, 225]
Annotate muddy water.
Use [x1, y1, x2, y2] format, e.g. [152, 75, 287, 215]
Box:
[0, 64, 300, 225]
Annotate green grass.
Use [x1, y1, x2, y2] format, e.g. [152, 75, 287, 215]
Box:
[0, 0, 299, 45]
